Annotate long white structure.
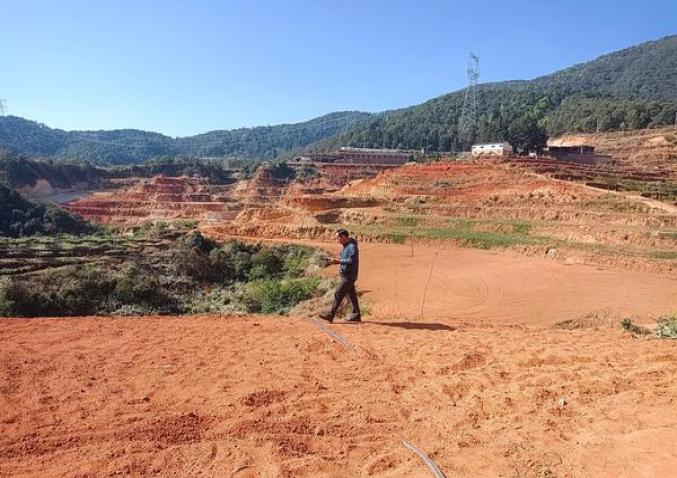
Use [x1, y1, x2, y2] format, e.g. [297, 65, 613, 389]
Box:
[471, 142, 513, 157]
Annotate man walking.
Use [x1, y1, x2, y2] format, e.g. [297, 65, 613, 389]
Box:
[319, 229, 361, 323]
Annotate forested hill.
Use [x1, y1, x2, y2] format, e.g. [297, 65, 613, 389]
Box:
[0, 111, 373, 165]
[324, 35, 677, 153]
[2, 35, 676, 162]
[0, 184, 96, 237]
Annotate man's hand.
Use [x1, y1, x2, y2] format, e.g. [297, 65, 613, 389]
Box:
[328, 258, 340, 266]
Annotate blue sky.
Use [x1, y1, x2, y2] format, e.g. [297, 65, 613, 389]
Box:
[2, 0, 675, 137]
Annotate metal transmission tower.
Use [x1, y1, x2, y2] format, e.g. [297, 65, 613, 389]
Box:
[458, 52, 479, 147]
[0, 99, 6, 116]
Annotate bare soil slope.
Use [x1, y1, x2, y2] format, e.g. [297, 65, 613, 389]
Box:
[555, 127, 677, 170]
[1, 243, 676, 477]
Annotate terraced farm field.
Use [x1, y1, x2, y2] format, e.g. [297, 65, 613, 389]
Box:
[0, 235, 173, 276]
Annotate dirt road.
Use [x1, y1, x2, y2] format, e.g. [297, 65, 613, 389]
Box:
[1, 243, 676, 477]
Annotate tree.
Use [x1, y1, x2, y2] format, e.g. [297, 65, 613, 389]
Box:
[506, 117, 548, 154]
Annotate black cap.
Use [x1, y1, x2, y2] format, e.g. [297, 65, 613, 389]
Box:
[336, 228, 349, 237]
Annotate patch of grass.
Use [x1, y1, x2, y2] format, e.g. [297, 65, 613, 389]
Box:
[510, 221, 533, 235]
[366, 225, 541, 249]
[385, 232, 407, 244]
[338, 218, 543, 250]
[620, 318, 651, 336]
[656, 315, 677, 338]
[648, 250, 677, 260]
[395, 216, 420, 228]
[582, 193, 649, 213]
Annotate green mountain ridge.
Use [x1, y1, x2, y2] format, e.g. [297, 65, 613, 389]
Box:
[0, 111, 374, 165]
[1, 35, 675, 163]
[326, 35, 677, 153]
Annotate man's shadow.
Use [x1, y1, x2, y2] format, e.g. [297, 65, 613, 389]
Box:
[367, 321, 456, 331]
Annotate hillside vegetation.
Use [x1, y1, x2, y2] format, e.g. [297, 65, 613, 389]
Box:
[328, 35, 677, 152]
[0, 153, 237, 190]
[0, 36, 675, 162]
[0, 231, 329, 317]
[0, 111, 373, 165]
[0, 184, 97, 237]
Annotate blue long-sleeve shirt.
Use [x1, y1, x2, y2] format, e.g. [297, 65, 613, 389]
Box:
[338, 238, 359, 280]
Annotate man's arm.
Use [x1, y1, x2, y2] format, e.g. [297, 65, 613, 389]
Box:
[338, 243, 356, 265]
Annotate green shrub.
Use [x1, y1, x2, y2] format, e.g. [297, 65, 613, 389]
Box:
[209, 241, 260, 283]
[6, 266, 115, 317]
[0, 185, 97, 237]
[249, 247, 285, 279]
[295, 165, 318, 182]
[282, 246, 327, 277]
[387, 233, 407, 244]
[182, 231, 217, 254]
[112, 264, 176, 311]
[109, 304, 150, 316]
[208, 247, 235, 282]
[0, 236, 325, 317]
[174, 245, 215, 281]
[656, 315, 677, 338]
[0, 278, 13, 317]
[244, 277, 321, 314]
[186, 286, 243, 314]
[268, 161, 296, 180]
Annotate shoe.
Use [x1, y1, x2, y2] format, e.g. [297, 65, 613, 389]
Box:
[339, 314, 362, 324]
[318, 311, 334, 323]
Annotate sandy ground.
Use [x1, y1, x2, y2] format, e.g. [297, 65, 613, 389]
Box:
[354, 243, 677, 325]
[1, 243, 677, 477]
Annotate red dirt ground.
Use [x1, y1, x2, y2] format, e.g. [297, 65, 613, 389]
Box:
[1, 243, 677, 477]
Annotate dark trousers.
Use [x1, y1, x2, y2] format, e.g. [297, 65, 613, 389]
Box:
[331, 276, 360, 317]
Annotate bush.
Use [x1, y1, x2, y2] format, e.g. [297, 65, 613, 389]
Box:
[0, 278, 13, 317]
[282, 245, 327, 277]
[109, 304, 150, 316]
[0, 236, 326, 317]
[656, 315, 677, 338]
[182, 231, 217, 254]
[112, 264, 176, 311]
[249, 247, 285, 279]
[268, 161, 296, 180]
[209, 241, 260, 283]
[295, 165, 318, 182]
[5, 266, 115, 317]
[174, 244, 215, 282]
[0, 184, 97, 237]
[186, 286, 243, 314]
[244, 277, 321, 314]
